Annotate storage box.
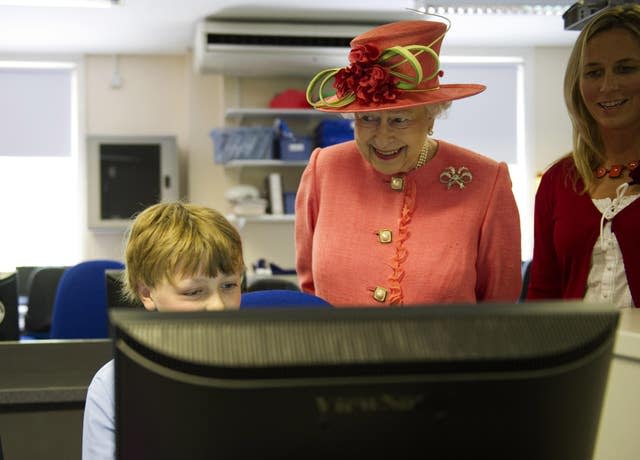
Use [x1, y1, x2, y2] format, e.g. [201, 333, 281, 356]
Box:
[284, 192, 296, 214]
[210, 126, 274, 164]
[278, 137, 312, 161]
[315, 119, 354, 147]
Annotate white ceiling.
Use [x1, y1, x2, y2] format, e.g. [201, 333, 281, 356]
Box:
[0, 0, 581, 56]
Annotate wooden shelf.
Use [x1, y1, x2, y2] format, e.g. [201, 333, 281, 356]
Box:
[225, 108, 333, 119]
[227, 214, 295, 227]
[224, 159, 307, 168]
[246, 273, 299, 285]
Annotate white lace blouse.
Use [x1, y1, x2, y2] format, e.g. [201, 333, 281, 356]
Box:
[584, 183, 639, 309]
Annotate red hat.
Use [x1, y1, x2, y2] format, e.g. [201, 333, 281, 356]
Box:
[306, 20, 485, 113]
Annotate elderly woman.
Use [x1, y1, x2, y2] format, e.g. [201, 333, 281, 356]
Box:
[295, 19, 522, 306]
[527, 4, 640, 308]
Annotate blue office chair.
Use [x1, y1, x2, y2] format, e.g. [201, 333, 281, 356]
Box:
[241, 289, 331, 309]
[49, 259, 124, 339]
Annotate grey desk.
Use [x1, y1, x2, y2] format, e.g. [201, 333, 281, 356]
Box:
[0, 339, 112, 460]
[593, 308, 640, 460]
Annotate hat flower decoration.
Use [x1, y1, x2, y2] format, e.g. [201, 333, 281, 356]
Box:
[335, 44, 400, 105]
[334, 42, 440, 106]
[306, 20, 485, 113]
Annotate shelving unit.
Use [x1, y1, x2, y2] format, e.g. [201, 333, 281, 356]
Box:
[225, 108, 331, 120]
[220, 102, 347, 232]
[220, 107, 330, 226]
[224, 159, 307, 168]
[215, 78, 328, 274]
[227, 214, 295, 228]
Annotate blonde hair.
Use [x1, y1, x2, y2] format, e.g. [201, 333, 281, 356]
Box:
[564, 4, 640, 191]
[122, 202, 245, 304]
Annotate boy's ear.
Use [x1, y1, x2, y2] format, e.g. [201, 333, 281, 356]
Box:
[137, 284, 157, 311]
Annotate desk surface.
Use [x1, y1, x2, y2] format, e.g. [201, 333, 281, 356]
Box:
[614, 307, 640, 360]
[0, 339, 112, 405]
[593, 308, 640, 460]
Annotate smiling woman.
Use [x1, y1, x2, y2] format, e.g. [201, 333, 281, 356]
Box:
[579, 28, 640, 139]
[353, 105, 446, 175]
[296, 18, 522, 307]
[527, 3, 640, 308]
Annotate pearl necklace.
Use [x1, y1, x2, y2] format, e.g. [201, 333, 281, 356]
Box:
[414, 138, 436, 170]
[594, 160, 639, 179]
[389, 139, 437, 191]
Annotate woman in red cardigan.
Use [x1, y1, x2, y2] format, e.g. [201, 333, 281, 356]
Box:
[527, 4, 640, 308]
[295, 19, 522, 306]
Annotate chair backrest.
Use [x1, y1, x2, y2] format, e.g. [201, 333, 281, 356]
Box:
[240, 289, 331, 309]
[49, 260, 124, 339]
[519, 260, 532, 302]
[15, 266, 40, 299]
[23, 266, 67, 335]
[105, 269, 143, 309]
[246, 277, 300, 292]
[0, 272, 19, 341]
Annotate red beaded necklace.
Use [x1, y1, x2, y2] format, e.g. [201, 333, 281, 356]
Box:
[594, 160, 639, 179]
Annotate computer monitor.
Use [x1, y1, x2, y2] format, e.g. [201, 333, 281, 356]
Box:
[111, 302, 619, 460]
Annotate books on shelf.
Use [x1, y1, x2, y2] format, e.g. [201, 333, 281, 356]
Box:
[266, 172, 284, 215]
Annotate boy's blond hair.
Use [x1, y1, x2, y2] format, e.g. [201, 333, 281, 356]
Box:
[122, 202, 244, 304]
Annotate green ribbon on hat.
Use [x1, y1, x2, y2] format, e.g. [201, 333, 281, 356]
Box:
[306, 42, 442, 109]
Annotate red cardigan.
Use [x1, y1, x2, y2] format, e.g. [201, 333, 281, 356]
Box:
[527, 157, 640, 307]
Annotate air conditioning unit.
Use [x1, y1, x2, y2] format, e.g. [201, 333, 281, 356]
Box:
[193, 20, 382, 77]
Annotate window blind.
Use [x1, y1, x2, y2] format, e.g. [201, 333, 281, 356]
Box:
[0, 67, 72, 156]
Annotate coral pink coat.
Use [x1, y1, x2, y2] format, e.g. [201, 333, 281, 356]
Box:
[295, 140, 522, 306]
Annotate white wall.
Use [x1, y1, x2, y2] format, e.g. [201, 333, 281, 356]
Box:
[83, 54, 191, 261]
[82, 45, 573, 269]
[532, 46, 574, 172]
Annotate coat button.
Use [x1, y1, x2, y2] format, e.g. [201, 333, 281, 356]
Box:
[373, 286, 387, 302]
[390, 177, 404, 191]
[378, 229, 392, 244]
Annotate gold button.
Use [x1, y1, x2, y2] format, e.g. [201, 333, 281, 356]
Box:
[373, 286, 387, 302]
[378, 229, 392, 243]
[390, 177, 404, 191]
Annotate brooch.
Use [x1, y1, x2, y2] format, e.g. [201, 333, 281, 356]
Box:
[439, 166, 472, 190]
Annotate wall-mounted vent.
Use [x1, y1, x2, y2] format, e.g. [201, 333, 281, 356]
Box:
[194, 20, 382, 77]
[205, 34, 354, 48]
